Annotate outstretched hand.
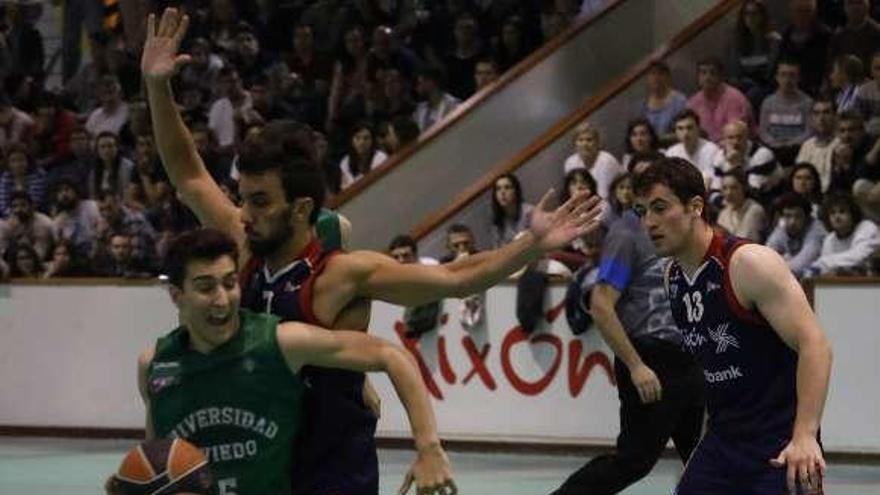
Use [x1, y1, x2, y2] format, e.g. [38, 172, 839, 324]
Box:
[398, 444, 457, 495]
[141, 8, 192, 83]
[770, 434, 826, 494]
[529, 190, 603, 252]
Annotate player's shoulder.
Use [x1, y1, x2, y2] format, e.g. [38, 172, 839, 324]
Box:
[323, 249, 390, 279]
[137, 345, 156, 372]
[727, 243, 790, 287]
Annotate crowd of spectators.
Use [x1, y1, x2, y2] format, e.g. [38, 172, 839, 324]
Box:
[0, 0, 600, 279]
[488, 0, 880, 281]
[4, 0, 880, 281]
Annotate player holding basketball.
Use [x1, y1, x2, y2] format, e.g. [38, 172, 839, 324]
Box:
[142, 8, 603, 495]
[138, 229, 454, 495]
[632, 157, 832, 494]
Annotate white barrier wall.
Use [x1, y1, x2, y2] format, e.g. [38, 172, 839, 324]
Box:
[0, 281, 878, 453]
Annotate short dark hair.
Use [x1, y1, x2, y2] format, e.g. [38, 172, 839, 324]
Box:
[775, 56, 801, 70]
[9, 190, 32, 204]
[236, 122, 325, 224]
[838, 110, 865, 127]
[633, 157, 707, 212]
[697, 56, 724, 73]
[388, 234, 418, 254]
[819, 192, 863, 231]
[627, 151, 665, 173]
[561, 168, 598, 204]
[164, 228, 239, 288]
[648, 60, 671, 75]
[773, 192, 813, 218]
[390, 116, 420, 148]
[673, 108, 701, 127]
[447, 223, 473, 236]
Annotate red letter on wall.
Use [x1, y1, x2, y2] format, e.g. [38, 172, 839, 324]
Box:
[501, 328, 562, 396]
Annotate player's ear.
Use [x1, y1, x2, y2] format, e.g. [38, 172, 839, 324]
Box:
[292, 197, 314, 222]
[688, 195, 705, 219]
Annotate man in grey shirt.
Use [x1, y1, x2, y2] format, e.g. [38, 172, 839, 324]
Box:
[552, 163, 705, 495]
[766, 192, 827, 279]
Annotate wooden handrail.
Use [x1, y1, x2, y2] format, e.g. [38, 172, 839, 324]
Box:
[326, 0, 627, 209]
[410, 0, 742, 241]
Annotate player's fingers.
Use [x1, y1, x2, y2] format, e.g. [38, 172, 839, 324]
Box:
[146, 13, 156, 40]
[158, 8, 175, 37]
[536, 189, 555, 212]
[397, 471, 414, 495]
[800, 461, 812, 492]
[787, 462, 797, 493]
[817, 455, 827, 478]
[570, 194, 601, 217]
[172, 14, 190, 47]
[174, 54, 193, 69]
[654, 382, 663, 402]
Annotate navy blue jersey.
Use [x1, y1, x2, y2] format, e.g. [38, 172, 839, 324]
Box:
[667, 232, 797, 441]
[240, 240, 378, 494]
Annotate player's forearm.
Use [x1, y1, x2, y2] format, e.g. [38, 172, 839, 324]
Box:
[449, 233, 542, 296]
[792, 332, 832, 438]
[591, 297, 642, 370]
[382, 344, 441, 451]
[144, 79, 206, 186]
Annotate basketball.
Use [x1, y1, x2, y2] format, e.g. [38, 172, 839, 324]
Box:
[106, 438, 213, 495]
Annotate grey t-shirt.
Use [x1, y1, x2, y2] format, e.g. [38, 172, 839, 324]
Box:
[596, 211, 681, 345]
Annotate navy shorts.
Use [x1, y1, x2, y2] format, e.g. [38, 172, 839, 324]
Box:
[676, 431, 822, 495]
[292, 367, 379, 495]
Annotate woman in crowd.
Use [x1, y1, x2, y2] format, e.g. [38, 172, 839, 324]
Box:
[490, 172, 532, 248]
[339, 122, 388, 189]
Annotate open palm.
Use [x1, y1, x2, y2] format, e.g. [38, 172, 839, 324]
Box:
[529, 190, 603, 251]
[141, 8, 191, 83]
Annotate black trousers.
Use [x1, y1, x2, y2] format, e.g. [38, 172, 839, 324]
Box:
[551, 339, 705, 495]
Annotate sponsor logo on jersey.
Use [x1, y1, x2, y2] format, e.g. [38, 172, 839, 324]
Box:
[283, 281, 300, 293]
[707, 322, 739, 354]
[703, 365, 744, 384]
[683, 329, 707, 351]
[706, 281, 721, 293]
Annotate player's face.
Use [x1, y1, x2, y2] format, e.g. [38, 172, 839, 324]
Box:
[174, 256, 241, 349]
[239, 170, 297, 257]
[635, 184, 702, 257]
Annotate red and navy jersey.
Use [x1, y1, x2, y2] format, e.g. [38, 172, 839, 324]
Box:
[239, 241, 378, 493]
[667, 232, 797, 440]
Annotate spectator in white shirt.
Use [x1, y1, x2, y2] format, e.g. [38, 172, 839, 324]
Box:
[711, 119, 781, 202]
[339, 122, 388, 189]
[413, 67, 461, 132]
[664, 109, 721, 185]
[809, 192, 880, 275]
[796, 98, 838, 192]
[85, 75, 129, 137]
[563, 121, 624, 199]
[208, 68, 253, 148]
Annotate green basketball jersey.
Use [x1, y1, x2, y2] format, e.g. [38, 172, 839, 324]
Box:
[316, 208, 343, 251]
[148, 310, 306, 495]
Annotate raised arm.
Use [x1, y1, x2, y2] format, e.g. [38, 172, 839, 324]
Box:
[141, 9, 244, 246]
[277, 323, 456, 495]
[730, 245, 832, 493]
[338, 191, 603, 307]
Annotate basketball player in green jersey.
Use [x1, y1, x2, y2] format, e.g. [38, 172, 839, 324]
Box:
[138, 228, 455, 495]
